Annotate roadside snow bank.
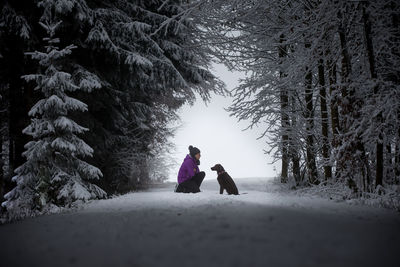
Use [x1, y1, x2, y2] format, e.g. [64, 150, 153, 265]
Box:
[263, 177, 400, 211]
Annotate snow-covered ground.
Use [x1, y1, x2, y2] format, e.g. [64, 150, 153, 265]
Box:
[1, 178, 399, 267]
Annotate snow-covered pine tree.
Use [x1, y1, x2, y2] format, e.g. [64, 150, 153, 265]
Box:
[1, 20, 106, 220]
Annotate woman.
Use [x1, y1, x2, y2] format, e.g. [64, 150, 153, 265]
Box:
[175, 145, 206, 193]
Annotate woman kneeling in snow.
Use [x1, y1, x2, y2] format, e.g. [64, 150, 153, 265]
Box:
[175, 145, 205, 193]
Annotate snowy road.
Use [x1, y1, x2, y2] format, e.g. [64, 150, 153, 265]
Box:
[1, 178, 399, 267]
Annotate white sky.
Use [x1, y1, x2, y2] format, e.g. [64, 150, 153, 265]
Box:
[167, 63, 278, 182]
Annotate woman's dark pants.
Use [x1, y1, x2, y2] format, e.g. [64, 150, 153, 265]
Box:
[176, 171, 205, 193]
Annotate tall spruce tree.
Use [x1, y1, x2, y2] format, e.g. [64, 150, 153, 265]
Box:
[2, 19, 105, 220]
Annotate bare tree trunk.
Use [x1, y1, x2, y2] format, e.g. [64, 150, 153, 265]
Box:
[0, 132, 3, 205]
[280, 115, 289, 183]
[396, 121, 400, 181]
[338, 31, 349, 99]
[304, 61, 318, 184]
[292, 153, 301, 184]
[336, 11, 350, 183]
[0, 85, 6, 205]
[337, 6, 370, 189]
[300, 2, 318, 185]
[337, 4, 370, 189]
[279, 35, 289, 183]
[385, 141, 393, 183]
[328, 60, 340, 146]
[318, 58, 332, 180]
[326, 55, 340, 179]
[336, 6, 369, 189]
[362, 3, 382, 187]
[290, 94, 301, 184]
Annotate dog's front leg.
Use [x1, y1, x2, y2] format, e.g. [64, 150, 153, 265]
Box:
[219, 186, 224, 194]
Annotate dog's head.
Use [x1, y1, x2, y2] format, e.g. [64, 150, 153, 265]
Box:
[211, 164, 225, 173]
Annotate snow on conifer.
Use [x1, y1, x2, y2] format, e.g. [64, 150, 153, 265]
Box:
[1, 20, 106, 221]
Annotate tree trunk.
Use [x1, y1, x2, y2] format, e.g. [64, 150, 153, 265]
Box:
[290, 94, 301, 184]
[385, 141, 393, 183]
[0, 85, 5, 204]
[0, 81, 10, 205]
[304, 62, 318, 184]
[0, 133, 3, 205]
[280, 124, 289, 183]
[292, 153, 301, 185]
[337, 5, 370, 190]
[279, 35, 289, 183]
[338, 29, 349, 100]
[318, 58, 332, 180]
[337, 8, 368, 187]
[326, 54, 340, 179]
[328, 60, 339, 146]
[362, 3, 382, 187]
[396, 121, 400, 181]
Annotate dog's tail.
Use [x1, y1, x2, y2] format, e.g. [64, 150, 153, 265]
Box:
[239, 192, 248, 195]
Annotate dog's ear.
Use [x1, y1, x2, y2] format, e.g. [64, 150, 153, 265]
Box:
[219, 164, 225, 172]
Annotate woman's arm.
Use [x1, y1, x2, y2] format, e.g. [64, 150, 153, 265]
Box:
[186, 163, 195, 178]
[187, 161, 198, 178]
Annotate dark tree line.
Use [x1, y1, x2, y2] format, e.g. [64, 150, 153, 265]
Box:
[0, 0, 225, 220]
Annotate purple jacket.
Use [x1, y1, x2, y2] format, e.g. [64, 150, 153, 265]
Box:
[177, 154, 199, 184]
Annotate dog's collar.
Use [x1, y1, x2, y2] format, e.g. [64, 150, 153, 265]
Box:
[218, 171, 226, 175]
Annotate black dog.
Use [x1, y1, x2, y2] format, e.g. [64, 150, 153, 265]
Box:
[211, 164, 239, 195]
